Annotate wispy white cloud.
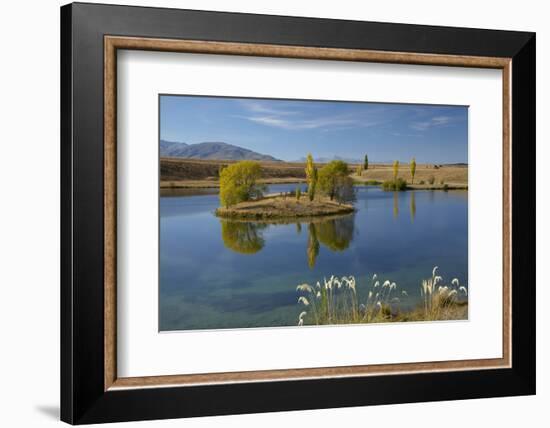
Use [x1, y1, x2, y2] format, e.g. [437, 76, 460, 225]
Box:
[410, 115, 454, 131]
[238, 100, 297, 116]
[238, 100, 383, 131]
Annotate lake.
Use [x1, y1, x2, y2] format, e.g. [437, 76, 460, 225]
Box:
[160, 184, 468, 331]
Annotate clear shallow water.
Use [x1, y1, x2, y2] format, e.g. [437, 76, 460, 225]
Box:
[160, 184, 468, 331]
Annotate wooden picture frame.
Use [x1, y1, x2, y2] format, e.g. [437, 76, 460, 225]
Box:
[61, 2, 535, 424]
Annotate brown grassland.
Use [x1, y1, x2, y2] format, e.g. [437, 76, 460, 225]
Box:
[160, 157, 468, 190]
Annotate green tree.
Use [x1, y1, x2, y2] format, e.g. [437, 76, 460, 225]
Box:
[296, 186, 301, 200]
[219, 160, 265, 208]
[393, 160, 399, 181]
[364, 154, 369, 171]
[305, 153, 318, 201]
[410, 157, 417, 184]
[318, 160, 350, 201]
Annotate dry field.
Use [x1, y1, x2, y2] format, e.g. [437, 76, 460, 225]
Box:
[354, 163, 468, 188]
[160, 158, 468, 189]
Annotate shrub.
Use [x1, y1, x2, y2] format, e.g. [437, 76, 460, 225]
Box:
[382, 177, 407, 191]
[443, 184, 449, 191]
[296, 187, 301, 200]
[419, 180, 425, 185]
[428, 176, 435, 185]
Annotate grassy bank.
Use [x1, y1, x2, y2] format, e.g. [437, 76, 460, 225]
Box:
[215, 194, 354, 220]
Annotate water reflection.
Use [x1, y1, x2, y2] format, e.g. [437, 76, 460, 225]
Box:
[220, 220, 267, 254]
[307, 223, 320, 269]
[410, 191, 416, 222]
[219, 214, 355, 267]
[393, 192, 399, 218]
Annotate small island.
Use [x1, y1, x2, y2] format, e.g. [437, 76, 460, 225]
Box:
[214, 156, 356, 220]
[215, 194, 354, 220]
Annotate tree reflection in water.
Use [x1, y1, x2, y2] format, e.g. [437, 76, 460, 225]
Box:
[307, 223, 320, 269]
[410, 191, 416, 222]
[220, 220, 267, 254]
[220, 214, 355, 267]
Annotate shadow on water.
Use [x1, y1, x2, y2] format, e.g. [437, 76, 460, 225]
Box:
[219, 213, 355, 268]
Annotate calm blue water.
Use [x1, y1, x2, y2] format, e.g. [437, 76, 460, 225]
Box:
[160, 184, 468, 331]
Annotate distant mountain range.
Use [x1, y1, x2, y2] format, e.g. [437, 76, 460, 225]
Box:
[160, 140, 280, 162]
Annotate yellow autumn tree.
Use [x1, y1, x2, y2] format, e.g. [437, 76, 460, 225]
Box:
[219, 161, 265, 208]
[305, 153, 318, 201]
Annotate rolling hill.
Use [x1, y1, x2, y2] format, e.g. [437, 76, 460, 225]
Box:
[160, 140, 280, 162]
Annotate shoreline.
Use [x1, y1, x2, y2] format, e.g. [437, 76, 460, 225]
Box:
[215, 195, 355, 220]
[161, 179, 468, 191]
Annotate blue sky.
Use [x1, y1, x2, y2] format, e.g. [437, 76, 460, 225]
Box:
[160, 95, 468, 163]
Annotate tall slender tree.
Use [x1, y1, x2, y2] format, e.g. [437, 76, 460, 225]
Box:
[364, 154, 369, 171]
[305, 153, 318, 201]
[410, 157, 417, 184]
[393, 160, 399, 181]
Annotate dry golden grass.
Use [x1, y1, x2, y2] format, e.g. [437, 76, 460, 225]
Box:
[161, 157, 307, 183]
[161, 158, 468, 189]
[355, 163, 468, 187]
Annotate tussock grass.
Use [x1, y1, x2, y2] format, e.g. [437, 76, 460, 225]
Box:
[296, 267, 468, 326]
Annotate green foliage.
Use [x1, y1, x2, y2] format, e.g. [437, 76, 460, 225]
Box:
[419, 180, 425, 185]
[296, 186, 301, 200]
[364, 154, 369, 171]
[305, 154, 318, 201]
[382, 177, 408, 191]
[410, 157, 416, 184]
[428, 175, 435, 185]
[393, 160, 399, 181]
[318, 160, 351, 201]
[219, 161, 265, 208]
[443, 184, 449, 191]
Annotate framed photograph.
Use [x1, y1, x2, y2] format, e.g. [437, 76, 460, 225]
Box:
[61, 2, 535, 424]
